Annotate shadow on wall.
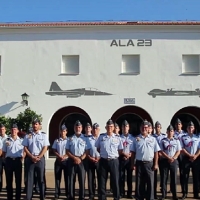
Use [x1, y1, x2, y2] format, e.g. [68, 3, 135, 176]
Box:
[0, 102, 19, 115]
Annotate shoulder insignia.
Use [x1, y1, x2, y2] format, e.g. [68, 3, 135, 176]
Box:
[41, 132, 46, 134]
[161, 137, 167, 141]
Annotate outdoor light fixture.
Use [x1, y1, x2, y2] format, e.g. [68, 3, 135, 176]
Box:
[21, 93, 29, 106]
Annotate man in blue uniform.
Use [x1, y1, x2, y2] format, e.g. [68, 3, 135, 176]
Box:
[2, 124, 24, 200]
[52, 124, 69, 199]
[174, 118, 185, 194]
[0, 124, 8, 192]
[114, 123, 120, 136]
[153, 121, 166, 199]
[95, 119, 123, 200]
[0, 139, 2, 193]
[119, 120, 134, 198]
[148, 122, 153, 135]
[22, 118, 50, 200]
[160, 125, 181, 200]
[180, 121, 200, 199]
[131, 120, 160, 200]
[66, 120, 91, 200]
[87, 123, 100, 200]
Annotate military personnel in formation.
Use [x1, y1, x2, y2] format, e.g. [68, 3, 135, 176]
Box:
[153, 121, 166, 199]
[22, 118, 50, 200]
[119, 120, 134, 198]
[180, 121, 200, 199]
[2, 124, 24, 200]
[173, 118, 185, 194]
[114, 123, 120, 136]
[66, 120, 91, 200]
[95, 119, 123, 200]
[87, 123, 100, 200]
[131, 120, 160, 200]
[148, 122, 153, 135]
[0, 124, 8, 192]
[160, 125, 181, 200]
[52, 124, 69, 199]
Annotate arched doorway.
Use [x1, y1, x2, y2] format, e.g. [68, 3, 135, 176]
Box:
[170, 106, 200, 134]
[49, 106, 92, 157]
[111, 106, 153, 136]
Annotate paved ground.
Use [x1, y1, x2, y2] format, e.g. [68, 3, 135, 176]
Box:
[0, 170, 196, 199]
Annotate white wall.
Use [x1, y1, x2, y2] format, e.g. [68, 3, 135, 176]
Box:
[0, 25, 200, 167]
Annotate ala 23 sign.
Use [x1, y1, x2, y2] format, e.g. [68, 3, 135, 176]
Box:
[110, 39, 152, 47]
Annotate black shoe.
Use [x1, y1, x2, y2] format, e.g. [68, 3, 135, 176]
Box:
[181, 194, 187, 199]
[127, 195, 134, 199]
[194, 195, 200, 199]
[120, 194, 125, 198]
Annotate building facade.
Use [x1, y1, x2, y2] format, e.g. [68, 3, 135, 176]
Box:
[0, 21, 200, 169]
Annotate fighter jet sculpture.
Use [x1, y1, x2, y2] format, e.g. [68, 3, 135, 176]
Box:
[148, 88, 200, 98]
[45, 82, 113, 98]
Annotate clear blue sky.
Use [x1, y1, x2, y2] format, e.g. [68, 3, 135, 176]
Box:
[0, 0, 199, 23]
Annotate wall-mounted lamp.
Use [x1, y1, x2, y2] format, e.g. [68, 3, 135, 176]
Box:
[21, 93, 29, 106]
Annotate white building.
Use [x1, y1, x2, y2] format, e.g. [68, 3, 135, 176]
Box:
[0, 21, 200, 169]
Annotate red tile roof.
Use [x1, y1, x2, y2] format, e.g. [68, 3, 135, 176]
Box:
[0, 21, 200, 28]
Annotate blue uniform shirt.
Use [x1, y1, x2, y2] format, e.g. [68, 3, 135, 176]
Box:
[180, 133, 200, 155]
[66, 134, 91, 156]
[22, 131, 50, 155]
[120, 133, 134, 154]
[2, 137, 23, 158]
[152, 133, 166, 146]
[174, 130, 186, 140]
[95, 133, 123, 159]
[0, 135, 8, 144]
[131, 134, 160, 161]
[160, 137, 181, 157]
[52, 137, 68, 156]
[88, 136, 100, 157]
[0, 139, 2, 149]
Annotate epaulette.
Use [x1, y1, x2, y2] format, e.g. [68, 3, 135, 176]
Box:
[84, 134, 92, 137]
[100, 133, 106, 135]
[161, 137, 167, 141]
[41, 132, 46, 134]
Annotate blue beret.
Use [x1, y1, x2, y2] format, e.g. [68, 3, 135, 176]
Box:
[92, 123, 99, 129]
[114, 123, 119, 128]
[32, 118, 41, 124]
[106, 119, 114, 125]
[60, 124, 67, 131]
[85, 123, 91, 127]
[75, 120, 82, 126]
[141, 120, 149, 126]
[187, 121, 194, 127]
[122, 120, 129, 126]
[0, 124, 5, 128]
[175, 118, 182, 124]
[167, 125, 174, 132]
[155, 121, 161, 127]
[11, 124, 18, 129]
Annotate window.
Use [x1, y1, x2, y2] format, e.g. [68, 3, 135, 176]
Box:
[182, 55, 200, 74]
[61, 55, 79, 75]
[121, 55, 140, 74]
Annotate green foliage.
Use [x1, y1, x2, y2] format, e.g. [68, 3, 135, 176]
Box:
[16, 107, 43, 132]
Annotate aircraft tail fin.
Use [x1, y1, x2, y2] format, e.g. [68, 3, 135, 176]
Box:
[49, 82, 62, 91]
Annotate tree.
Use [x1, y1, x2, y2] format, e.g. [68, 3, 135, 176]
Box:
[16, 107, 42, 132]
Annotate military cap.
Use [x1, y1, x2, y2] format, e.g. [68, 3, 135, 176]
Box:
[85, 123, 91, 127]
[92, 123, 99, 129]
[74, 120, 82, 126]
[32, 117, 41, 124]
[122, 120, 129, 126]
[0, 124, 5, 128]
[141, 120, 149, 126]
[167, 125, 174, 132]
[175, 118, 182, 124]
[187, 121, 194, 127]
[155, 121, 161, 127]
[106, 119, 114, 125]
[60, 124, 67, 131]
[11, 124, 18, 129]
[114, 123, 119, 128]
[148, 122, 152, 127]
